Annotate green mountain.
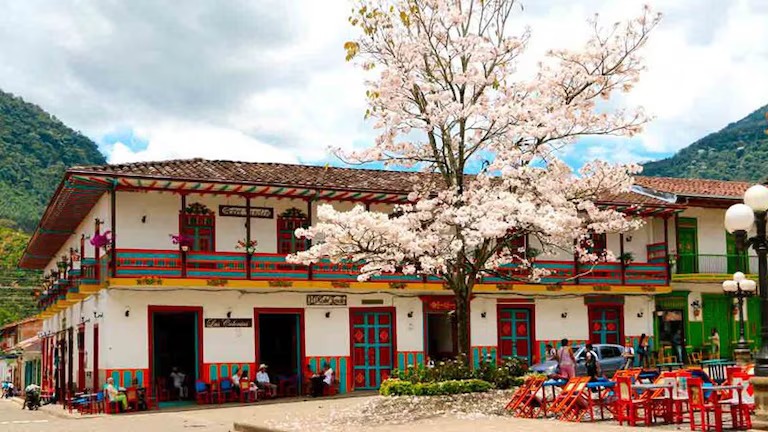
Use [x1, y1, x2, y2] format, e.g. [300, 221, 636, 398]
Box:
[0, 89, 106, 325]
[642, 104, 768, 181]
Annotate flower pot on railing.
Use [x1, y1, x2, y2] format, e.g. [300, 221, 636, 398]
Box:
[170, 234, 194, 252]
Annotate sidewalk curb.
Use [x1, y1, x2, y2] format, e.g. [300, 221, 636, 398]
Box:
[9, 397, 95, 420]
[233, 422, 285, 432]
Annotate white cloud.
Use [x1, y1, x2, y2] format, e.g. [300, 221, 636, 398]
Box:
[0, 0, 766, 166]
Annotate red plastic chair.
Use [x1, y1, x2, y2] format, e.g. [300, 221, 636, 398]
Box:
[239, 381, 252, 403]
[155, 377, 169, 402]
[322, 371, 338, 396]
[720, 373, 752, 430]
[687, 377, 723, 432]
[209, 380, 221, 404]
[615, 376, 652, 426]
[103, 390, 120, 414]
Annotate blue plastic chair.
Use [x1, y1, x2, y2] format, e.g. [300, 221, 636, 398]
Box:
[219, 379, 233, 403]
[194, 380, 209, 404]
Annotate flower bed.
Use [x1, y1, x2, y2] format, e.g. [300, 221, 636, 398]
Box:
[392, 357, 528, 390]
[380, 378, 493, 396]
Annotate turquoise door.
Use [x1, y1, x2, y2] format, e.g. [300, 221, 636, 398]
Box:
[351, 310, 394, 390]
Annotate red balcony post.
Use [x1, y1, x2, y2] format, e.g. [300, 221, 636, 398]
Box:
[307, 198, 313, 281]
[664, 215, 671, 285]
[246, 195, 252, 280]
[619, 233, 626, 285]
[180, 193, 187, 278]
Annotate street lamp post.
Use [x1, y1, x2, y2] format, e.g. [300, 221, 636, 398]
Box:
[722, 272, 756, 361]
[724, 184, 768, 376]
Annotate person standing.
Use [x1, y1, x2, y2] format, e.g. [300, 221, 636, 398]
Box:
[637, 334, 649, 368]
[545, 344, 557, 362]
[557, 339, 576, 379]
[672, 330, 684, 364]
[708, 328, 721, 360]
[585, 344, 600, 382]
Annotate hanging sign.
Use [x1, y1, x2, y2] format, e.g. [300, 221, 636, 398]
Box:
[204, 318, 253, 328]
[306, 294, 347, 306]
[218, 205, 274, 219]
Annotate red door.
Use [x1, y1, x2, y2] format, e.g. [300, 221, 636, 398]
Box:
[587, 305, 623, 345]
[351, 309, 394, 390]
[498, 307, 533, 364]
[77, 327, 85, 391]
[92, 325, 99, 391]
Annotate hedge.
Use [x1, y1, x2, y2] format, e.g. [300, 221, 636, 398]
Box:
[379, 378, 493, 396]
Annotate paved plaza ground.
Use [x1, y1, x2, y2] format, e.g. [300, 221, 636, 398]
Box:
[0, 395, 701, 432]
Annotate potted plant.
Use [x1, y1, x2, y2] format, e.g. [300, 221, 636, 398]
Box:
[89, 231, 112, 250]
[236, 239, 259, 255]
[170, 234, 194, 252]
[619, 252, 634, 264]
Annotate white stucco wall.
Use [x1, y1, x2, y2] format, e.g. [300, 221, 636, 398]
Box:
[535, 297, 589, 341]
[470, 297, 498, 346]
[392, 296, 424, 351]
[624, 296, 654, 336]
[45, 194, 111, 274]
[680, 207, 727, 255]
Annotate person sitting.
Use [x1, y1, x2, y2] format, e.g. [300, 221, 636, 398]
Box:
[231, 369, 244, 396]
[170, 367, 187, 399]
[545, 344, 557, 362]
[322, 363, 335, 393]
[256, 364, 277, 397]
[105, 377, 128, 412]
[309, 365, 324, 397]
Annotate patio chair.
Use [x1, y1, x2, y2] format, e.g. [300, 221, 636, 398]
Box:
[548, 378, 582, 415]
[687, 377, 723, 432]
[558, 378, 594, 422]
[510, 377, 546, 418]
[505, 376, 537, 411]
[209, 380, 221, 404]
[648, 375, 676, 424]
[125, 387, 139, 411]
[103, 389, 120, 414]
[195, 381, 210, 404]
[719, 373, 752, 430]
[239, 381, 252, 403]
[219, 379, 234, 403]
[614, 376, 652, 426]
[155, 377, 169, 402]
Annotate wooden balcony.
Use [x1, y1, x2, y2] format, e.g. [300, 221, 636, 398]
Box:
[107, 248, 668, 285]
[673, 254, 756, 282]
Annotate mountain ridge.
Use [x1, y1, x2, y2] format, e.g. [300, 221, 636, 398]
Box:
[642, 104, 768, 181]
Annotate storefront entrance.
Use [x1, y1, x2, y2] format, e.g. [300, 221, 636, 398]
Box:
[254, 308, 304, 394]
[587, 303, 624, 345]
[421, 296, 458, 362]
[149, 306, 202, 401]
[497, 305, 534, 364]
[350, 308, 395, 390]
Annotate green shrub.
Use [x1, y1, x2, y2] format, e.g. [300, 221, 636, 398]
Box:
[392, 356, 528, 389]
[379, 378, 493, 396]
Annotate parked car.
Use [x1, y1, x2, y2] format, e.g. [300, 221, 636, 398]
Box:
[529, 344, 626, 377]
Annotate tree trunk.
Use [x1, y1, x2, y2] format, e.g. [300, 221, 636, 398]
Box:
[455, 292, 471, 359]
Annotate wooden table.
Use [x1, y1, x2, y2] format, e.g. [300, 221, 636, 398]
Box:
[656, 362, 683, 372]
[633, 383, 675, 424]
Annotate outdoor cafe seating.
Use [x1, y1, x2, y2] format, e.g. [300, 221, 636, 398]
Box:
[507, 361, 754, 431]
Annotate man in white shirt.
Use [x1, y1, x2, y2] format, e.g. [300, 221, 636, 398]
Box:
[256, 364, 277, 397]
[170, 367, 187, 399]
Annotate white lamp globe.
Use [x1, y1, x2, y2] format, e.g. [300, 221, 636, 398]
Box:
[741, 279, 757, 292]
[734, 271, 746, 282]
[725, 204, 755, 233]
[723, 280, 738, 292]
[745, 184, 768, 211]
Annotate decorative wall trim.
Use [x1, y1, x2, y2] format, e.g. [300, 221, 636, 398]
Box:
[396, 351, 425, 369]
[307, 356, 349, 394]
[105, 368, 149, 389]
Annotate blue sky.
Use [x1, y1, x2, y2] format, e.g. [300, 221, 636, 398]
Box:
[0, 0, 766, 170]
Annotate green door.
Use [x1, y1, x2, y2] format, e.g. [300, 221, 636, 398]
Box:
[747, 297, 762, 352]
[677, 218, 698, 274]
[726, 232, 749, 274]
[702, 294, 734, 359]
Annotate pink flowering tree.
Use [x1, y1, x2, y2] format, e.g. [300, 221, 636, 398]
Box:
[288, 0, 660, 356]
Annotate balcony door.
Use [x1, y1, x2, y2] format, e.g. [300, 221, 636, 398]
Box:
[726, 231, 749, 274]
[677, 218, 698, 274]
[181, 203, 215, 252]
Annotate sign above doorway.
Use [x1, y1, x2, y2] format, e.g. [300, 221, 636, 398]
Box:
[204, 318, 253, 328]
[218, 205, 274, 219]
[306, 294, 347, 306]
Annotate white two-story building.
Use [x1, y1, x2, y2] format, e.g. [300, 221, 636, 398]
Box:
[24, 159, 680, 399]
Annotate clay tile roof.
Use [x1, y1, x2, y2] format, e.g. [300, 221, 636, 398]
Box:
[72, 158, 429, 194]
[634, 176, 751, 199]
[71, 158, 677, 207]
